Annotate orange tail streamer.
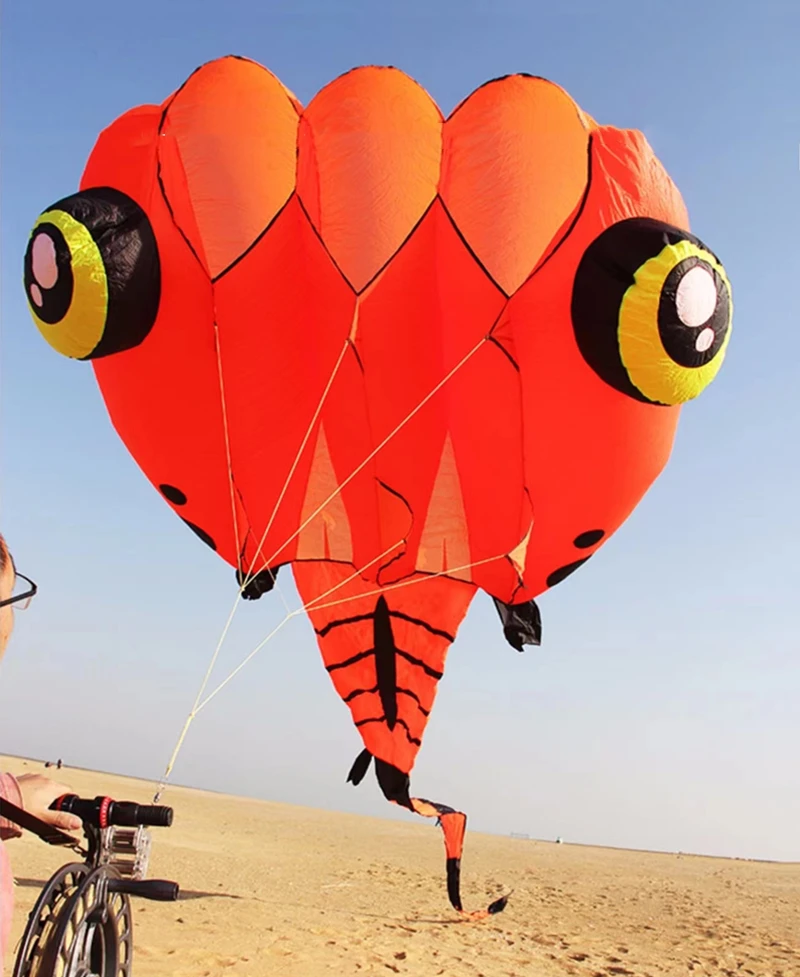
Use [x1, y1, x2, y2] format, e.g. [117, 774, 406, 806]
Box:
[295, 561, 509, 919]
[348, 749, 509, 919]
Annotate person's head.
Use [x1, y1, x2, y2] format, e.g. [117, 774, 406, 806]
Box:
[0, 533, 16, 658]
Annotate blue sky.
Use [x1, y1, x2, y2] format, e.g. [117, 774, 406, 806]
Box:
[1, 1, 798, 861]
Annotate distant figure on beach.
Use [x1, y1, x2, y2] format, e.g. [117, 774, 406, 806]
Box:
[556, 836, 563, 844]
[57, 759, 62, 770]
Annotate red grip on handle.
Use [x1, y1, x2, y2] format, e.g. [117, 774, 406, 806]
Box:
[99, 796, 112, 829]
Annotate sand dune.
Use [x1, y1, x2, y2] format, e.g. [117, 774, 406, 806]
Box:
[2, 755, 798, 976]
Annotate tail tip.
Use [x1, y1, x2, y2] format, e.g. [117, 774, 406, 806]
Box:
[488, 893, 510, 915]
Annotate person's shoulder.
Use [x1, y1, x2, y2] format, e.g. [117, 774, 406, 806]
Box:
[0, 773, 23, 840]
[0, 772, 21, 800]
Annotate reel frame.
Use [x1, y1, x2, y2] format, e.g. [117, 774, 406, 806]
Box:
[10, 797, 177, 977]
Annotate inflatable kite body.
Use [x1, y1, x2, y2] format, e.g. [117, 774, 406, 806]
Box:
[24, 56, 731, 917]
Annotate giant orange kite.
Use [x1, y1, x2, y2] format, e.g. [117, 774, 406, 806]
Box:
[24, 56, 732, 918]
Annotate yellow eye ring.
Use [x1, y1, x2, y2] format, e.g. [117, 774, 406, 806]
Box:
[619, 240, 732, 405]
[572, 218, 732, 406]
[25, 209, 109, 359]
[24, 187, 160, 360]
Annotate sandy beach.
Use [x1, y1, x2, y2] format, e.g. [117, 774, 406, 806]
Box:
[2, 754, 798, 976]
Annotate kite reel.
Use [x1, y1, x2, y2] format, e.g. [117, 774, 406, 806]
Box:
[11, 795, 179, 977]
[97, 825, 152, 880]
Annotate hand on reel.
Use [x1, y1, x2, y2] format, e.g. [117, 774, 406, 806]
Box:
[11, 794, 179, 977]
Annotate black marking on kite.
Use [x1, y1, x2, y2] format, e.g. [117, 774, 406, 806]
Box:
[325, 645, 442, 681]
[316, 607, 452, 642]
[159, 484, 187, 506]
[445, 857, 463, 911]
[237, 565, 281, 600]
[344, 684, 430, 717]
[180, 519, 217, 551]
[374, 758, 413, 809]
[546, 556, 591, 588]
[487, 333, 520, 372]
[396, 648, 443, 680]
[326, 648, 374, 673]
[348, 337, 365, 373]
[377, 478, 411, 510]
[388, 610, 454, 642]
[398, 687, 430, 715]
[211, 191, 296, 282]
[374, 479, 413, 581]
[373, 595, 398, 728]
[355, 715, 421, 747]
[504, 576, 524, 604]
[438, 196, 510, 298]
[418, 796, 457, 816]
[346, 747, 373, 785]
[573, 529, 605, 549]
[317, 612, 375, 638]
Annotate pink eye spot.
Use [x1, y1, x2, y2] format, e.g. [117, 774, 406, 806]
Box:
[695, 327, 715, 353]
[29, 283, 43, 307]
[32, 232, 59, 289]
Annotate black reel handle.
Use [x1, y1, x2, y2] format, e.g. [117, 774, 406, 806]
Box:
[108, 878, 180, 901]
[51, 794, 173, 828]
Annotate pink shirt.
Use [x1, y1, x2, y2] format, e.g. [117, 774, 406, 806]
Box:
[0, 772, 22, 976]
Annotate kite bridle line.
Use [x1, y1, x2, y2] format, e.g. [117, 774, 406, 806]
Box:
[259, 333, 490, 572]
[154, 327, 356, 798]
[238, 335, 353, 591]
[213, 317, 246, 594]
[197, 547, 509, 712]
[153, 534, 405, 797]
[153, 325, 494, 801]
[153, 544, 510, 801]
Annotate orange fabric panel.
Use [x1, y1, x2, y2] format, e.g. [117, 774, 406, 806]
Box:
[159, 56, 300, 279]
[297, 66, 442, 292]
[212, 197, 382, 574]
[294, 561, 475, 773]
[592, 125, 689, 229]
[500, 126, 687, 595]
[354, 201, 525, 600]
[429, 337, 533, 601]
[81, 105, 245, 567]
[441, 75, 590, 295]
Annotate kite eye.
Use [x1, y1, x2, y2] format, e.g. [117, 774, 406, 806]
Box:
[24, 187, 160, 360]
[571, 217, 732, 406]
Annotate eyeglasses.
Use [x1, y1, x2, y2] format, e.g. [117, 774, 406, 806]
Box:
[0, 573, 38, 610]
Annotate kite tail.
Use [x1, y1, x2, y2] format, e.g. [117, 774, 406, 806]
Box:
[348, 749, 510, 919]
